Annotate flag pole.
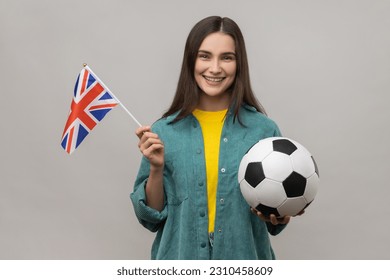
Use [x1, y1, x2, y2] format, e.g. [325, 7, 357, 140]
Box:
[83, 63, 142, 127]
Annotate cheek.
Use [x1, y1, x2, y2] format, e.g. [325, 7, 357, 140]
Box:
[226, 65, 237, 84]
[194, 72, 206, 89]
[228, 63, 237, 77]
[225, 68, 237, 89]
[194, 60, 206, 74]
[194, 74, 202, 88]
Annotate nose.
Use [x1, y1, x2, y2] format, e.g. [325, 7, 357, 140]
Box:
[209, 58, 221, 74]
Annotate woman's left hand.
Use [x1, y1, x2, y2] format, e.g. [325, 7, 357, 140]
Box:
[250, 208, 291, 225]
[251, 208, 305, 225]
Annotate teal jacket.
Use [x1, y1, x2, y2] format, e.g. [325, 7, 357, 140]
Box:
[130, 105, 286, 260]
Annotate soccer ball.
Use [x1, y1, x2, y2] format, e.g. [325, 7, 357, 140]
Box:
[238, 137, 320, 217]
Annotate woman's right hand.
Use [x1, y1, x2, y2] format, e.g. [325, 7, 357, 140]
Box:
[135, 126, 165, 170]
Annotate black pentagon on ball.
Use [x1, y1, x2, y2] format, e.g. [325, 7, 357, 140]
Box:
[273, 139, 297, 155]
[255, 203, 280, 217]
[245, 162, 265, 188]
[282, 171, 307, 197]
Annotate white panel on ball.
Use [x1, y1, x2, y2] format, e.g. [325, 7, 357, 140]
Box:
[255, 178, 287, 207]
[239, 180, 261, 208]
[303, 174, 320, 203]
[244, 139, 274, 163]
[290, 146, 315, 178]
[278, 197, 308, 217]
[262, 152, 293, 182]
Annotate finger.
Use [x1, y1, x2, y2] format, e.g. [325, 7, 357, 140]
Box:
[250, 207, 261, 217]
[141, 131, 160, 141]
[140, 137, 163, 152]
[270, 214, 278, 225]
[138, 132, 161, 151]
[143, 143, 164, 158]
[251, 208, 269, 222]
[135, 126, 151, 139]
[275, 215, 290, 225]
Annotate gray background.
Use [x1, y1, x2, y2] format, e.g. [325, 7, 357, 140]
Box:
[1, 0, 389, 259]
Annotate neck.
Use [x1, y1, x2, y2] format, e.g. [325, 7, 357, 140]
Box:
[197, 93, 230, 111]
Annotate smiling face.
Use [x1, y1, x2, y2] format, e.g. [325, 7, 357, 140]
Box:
[194, 32, 237, 111]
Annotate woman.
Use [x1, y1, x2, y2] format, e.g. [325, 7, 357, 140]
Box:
[131, 16, 291, 260]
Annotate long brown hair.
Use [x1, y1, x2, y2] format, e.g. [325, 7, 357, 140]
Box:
[163, 16, 266, 124]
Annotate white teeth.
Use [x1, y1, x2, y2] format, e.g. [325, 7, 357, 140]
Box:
[204, 76, 224, 82]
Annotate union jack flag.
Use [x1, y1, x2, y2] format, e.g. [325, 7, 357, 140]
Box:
[61, 67, 119, 154]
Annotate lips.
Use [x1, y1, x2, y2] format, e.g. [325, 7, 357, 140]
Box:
[203, 75, 225, 83]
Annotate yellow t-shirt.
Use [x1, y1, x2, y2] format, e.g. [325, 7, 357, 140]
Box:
[193, 108, 227, 233]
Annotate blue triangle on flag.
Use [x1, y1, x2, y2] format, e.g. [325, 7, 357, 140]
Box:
[76, 125, 89, 148]
[99, 92, 114, 100]
[61, 134, 68, 149]
[87, 74, 96, 88]
[74, 74, 80, 97]
[90, 109, 112, 121]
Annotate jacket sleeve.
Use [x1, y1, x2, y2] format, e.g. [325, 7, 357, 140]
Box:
[266, 223, 287, 236]
[273, 123, 282, 137]
[130, 156, 168, 232]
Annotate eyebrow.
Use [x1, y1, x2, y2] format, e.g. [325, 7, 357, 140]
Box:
[198, 50, 236, 56]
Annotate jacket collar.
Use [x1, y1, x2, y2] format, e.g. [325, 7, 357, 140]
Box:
[164, 103, 257, 124]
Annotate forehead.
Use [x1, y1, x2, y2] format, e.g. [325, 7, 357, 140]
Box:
[198, 32, 235, 53]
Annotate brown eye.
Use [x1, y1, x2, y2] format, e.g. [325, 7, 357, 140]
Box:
[222, 55, 235, 61]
